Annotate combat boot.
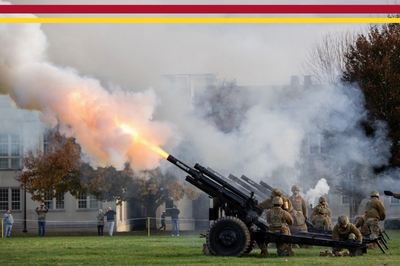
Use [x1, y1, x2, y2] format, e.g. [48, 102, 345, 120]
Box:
[259, 250, 270, 257]
[277, 249, 287, 257]
[368, 243, 377, 250]
[286, 246, 295, 256]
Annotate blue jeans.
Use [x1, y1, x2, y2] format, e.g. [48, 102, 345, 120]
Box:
[107, 221, 115, 236]
[4, 223, 12, 237]
[172, 220, 179, 235]
[38, 221, 46, 237]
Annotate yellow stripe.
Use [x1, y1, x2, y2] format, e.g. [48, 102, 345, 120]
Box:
[0, 17, 399, 24]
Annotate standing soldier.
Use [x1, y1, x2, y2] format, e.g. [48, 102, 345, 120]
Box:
[310, 196, 332, 229]
[312, 208, 330, 230]
[267, 197, 295, 257]
[332, 214, 363, 255]
[354, 215, 370, 234]
[364, 191, 386, 240]
[257, 188, 293, 256]
[288, 185, 308, 232]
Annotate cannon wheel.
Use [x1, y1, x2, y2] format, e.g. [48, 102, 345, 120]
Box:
[206, 216, 250, 256]
[244, 226, 256, 254]
[244, 239, 256, 254]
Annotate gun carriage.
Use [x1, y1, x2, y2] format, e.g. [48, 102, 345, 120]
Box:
[167, 154, 369, 257]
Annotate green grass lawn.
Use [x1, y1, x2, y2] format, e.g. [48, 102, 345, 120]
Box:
[1, 230, 399, 266]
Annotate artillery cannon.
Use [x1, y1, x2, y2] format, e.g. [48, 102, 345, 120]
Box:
[166, 154, 369, 257]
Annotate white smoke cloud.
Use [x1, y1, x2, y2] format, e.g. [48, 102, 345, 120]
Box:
[304, 178, 330, 207]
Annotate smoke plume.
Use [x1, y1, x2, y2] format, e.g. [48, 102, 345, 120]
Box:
[0, 5, 179, 170]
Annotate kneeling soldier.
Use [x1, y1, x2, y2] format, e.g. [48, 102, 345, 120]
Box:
[267, 197, 294, 256]
[312, 207, 330, 230]
[332, 214, 362, 255]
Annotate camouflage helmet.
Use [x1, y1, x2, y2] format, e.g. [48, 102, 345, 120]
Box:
[271, 188, 283, 198]
[370, 190, 380, 197]
[338, 214, 349, 226]
[272, 196, 283, 206]
[319, 208, 328, 215]
[319, 196, 327, 203]
[291, 185, 300, 192]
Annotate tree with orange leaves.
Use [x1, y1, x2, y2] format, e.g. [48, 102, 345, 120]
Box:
[15, 128, 133, 203]
[16, 128, 200, 229]
[343, 18, 400, 169]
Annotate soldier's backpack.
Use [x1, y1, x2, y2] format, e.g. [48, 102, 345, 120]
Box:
[292, 211, 305, 226]
[270, 209, 284, 228]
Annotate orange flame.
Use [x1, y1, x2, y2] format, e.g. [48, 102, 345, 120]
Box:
[120, 124, 169, 159]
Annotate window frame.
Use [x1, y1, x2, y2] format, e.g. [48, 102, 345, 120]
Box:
[0, 134, 21, 169]
[44, 190, 65, 210]
[77, 192, 101, 210]
[0, 187, 21, 211]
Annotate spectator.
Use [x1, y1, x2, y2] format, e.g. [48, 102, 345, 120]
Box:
[97, 209, 105, 236]
[105, 206, 116, 236]
[3, 209, 14, 238]
[171, 205, 180, 236]
[35, 203, 49, 237]
[158, 211, 166, 230]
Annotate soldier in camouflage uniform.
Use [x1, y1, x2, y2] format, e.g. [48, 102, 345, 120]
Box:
[257, 188, 293, 256]
[310, 196, 332, 229]
[288, 185, 308, 233]
[354, 215, 370, 234]
[364, 190, 386, 240]
[258, 188, 293, 212]
[332, 214, 363, 254]
[312, 207, 330, 230]
[267, 197, 295, 256]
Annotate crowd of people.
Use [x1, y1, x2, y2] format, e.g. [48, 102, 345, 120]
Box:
[255, 185, 388, 257]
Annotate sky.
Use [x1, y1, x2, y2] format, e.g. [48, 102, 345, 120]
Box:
[0, 0, 396, 201]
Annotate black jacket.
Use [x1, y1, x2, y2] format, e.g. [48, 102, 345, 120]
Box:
[171, 208, 180, 220]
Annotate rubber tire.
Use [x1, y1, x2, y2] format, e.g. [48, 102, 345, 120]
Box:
[206, 216, 251, 256]
[244, 226, 256, 254]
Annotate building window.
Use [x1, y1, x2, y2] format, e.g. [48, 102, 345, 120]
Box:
[0, 134, 21, 169]
[11, 189, 20, 210]
[44, 190, 54, 209]
[56, 194, 65, 209]
[165, 199, 174, 216]
[44, 190, 65, 210]
[78, 193, 100, 209]
[391, 197, 399, 204]
[0, 188, 8, 210]
[78, 192, 87, 209]
[0, 188, 20, 211]
[89, 195, 99, 209]
[342, 195, 350, 204]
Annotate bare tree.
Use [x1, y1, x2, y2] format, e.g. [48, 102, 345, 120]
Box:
[300, 30, 359, 85]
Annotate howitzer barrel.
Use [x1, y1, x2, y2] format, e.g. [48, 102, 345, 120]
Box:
[241, 175, 271, 196]
[166, 155, 264, 218]
[228, 174, 269, 200]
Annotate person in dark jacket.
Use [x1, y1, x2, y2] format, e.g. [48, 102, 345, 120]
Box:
[159, 211, 166, 230]
[171, 205, 180, 236]
[105, 206, 116, 236]
[96, 209, 105, 236]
